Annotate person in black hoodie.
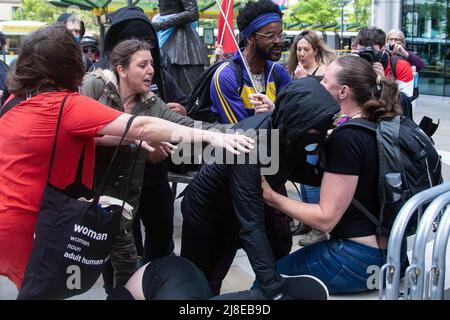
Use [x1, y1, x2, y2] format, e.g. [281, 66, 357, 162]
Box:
[56, 13, 92, 72]
[180, 77, 340, 298]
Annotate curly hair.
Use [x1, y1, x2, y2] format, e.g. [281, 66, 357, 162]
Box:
[286, 30, 336, 76]
[237, 0, 282, 32]
[7, 25, 84, 97]
[334, 55, 402, 121]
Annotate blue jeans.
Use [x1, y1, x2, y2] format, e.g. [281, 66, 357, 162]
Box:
[301, 154, 320, 205]
[300, 184, 320, 204]
[275, 239, 388, 294]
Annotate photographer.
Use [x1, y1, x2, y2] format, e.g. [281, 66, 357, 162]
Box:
[386, 29, 425, 73]
[354, 27, 413, 98]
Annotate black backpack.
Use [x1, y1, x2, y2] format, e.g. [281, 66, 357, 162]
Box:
[187, 59, 281, 123]
[339, 116, 442, 236]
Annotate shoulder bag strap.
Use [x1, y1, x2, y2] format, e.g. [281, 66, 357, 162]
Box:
[47, 96, 136, 193]
[93, 115, 137, 202]
[0, 96, 24, 118]
[47, 96, 69, 182]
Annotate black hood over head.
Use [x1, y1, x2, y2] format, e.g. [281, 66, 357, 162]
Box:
[271, 76, 340, 145]
[265, 77, 340, 188]
[104, 6, 165, 100]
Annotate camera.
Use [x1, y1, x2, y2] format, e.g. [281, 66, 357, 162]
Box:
[357, 46, 383, 64]
[386, 43, 395, 52]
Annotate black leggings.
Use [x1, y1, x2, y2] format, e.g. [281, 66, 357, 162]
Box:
[142, 256, 213, 299]
[136, 162, 175, 261]
[107, 256, 213, 300]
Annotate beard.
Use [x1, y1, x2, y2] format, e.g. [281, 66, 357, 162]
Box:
[254, 41, 282, 61]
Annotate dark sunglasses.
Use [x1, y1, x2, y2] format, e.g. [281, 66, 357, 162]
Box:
[83, 47, 98, 54]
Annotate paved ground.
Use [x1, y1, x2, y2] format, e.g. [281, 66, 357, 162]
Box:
[1, 94, 450, 300]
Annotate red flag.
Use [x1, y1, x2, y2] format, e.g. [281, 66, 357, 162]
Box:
[217, 0, 237, 53]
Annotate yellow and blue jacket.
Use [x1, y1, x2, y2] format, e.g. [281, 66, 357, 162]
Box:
[210, 53, 291, 124]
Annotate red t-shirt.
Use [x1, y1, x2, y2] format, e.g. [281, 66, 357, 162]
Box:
[0, 91, 122, 287]
[384, 58, 414, 97]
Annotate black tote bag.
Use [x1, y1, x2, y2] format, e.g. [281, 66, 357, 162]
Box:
[18, 97, 137, 299]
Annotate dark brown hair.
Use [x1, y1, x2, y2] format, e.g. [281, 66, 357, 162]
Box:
[7, 25, 84, 97]
[109, 39, 153, 79]
[286, 30, 336, 75]
[335, 55, 402, 121]
[354, 27, 386, 48]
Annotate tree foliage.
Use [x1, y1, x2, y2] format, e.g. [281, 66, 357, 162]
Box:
[14, 0, 96, 32]
[14, 0, 62, 22]
[285, 0, 371, 30]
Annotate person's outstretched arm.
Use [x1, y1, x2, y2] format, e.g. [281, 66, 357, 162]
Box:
[99, 113, 254, 155]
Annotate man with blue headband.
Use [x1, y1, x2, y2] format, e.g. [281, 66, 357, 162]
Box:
[210, 0, 291, 124]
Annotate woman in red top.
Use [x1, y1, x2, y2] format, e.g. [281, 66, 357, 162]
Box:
[0, 25, 253, 289]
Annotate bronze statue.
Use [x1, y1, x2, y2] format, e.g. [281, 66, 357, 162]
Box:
[153, 0, 208, 95]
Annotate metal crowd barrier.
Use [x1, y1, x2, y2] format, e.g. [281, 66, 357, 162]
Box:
[404, 191, 450, 299]
[379, 182, 450, 300]
[425, 205, 450, 300]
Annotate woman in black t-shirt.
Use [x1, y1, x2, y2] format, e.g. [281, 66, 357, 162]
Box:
[260, 55, 403, 294]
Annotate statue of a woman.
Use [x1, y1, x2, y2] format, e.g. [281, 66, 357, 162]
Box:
[153, 0, 208, 95]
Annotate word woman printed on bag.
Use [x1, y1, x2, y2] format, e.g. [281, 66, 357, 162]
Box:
[73, 223, 108, 240]
[63, 224, 110, 266]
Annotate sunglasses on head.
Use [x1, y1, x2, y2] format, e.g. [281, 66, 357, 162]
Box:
[83, 47, 98, 54]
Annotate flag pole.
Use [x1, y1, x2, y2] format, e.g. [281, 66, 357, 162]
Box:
[214, 0, 259, 93]
[218, 0, 232, 46]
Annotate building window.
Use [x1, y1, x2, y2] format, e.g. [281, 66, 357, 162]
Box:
[403, 0, 448, 96]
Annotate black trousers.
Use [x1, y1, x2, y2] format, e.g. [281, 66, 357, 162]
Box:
[135, 162, 175, 262]
[180, 200, 292, 295]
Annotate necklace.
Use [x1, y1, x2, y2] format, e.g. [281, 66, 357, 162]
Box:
[350, 111, 362, 119]
[251, 70, 265, 93]
[243, 49, 266, 93]
[336, 111, 362, 126]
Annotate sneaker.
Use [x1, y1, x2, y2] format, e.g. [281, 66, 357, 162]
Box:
[281, 274, 329, 300]
[212, 275, 329, 300]
[297, 229, 328, 246]
[293, 222, 312, 236]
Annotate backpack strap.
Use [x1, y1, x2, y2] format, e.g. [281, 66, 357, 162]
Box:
[352, 198, 390, 235]
[336, 119, 390, 235]
[338, 118, 376, 132]
[0, 95, 24, 118]
[230, 59, 244, 95]
[272, 65, 282, 94]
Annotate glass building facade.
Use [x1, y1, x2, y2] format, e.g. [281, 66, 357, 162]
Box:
[402, 0, 449, 96]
